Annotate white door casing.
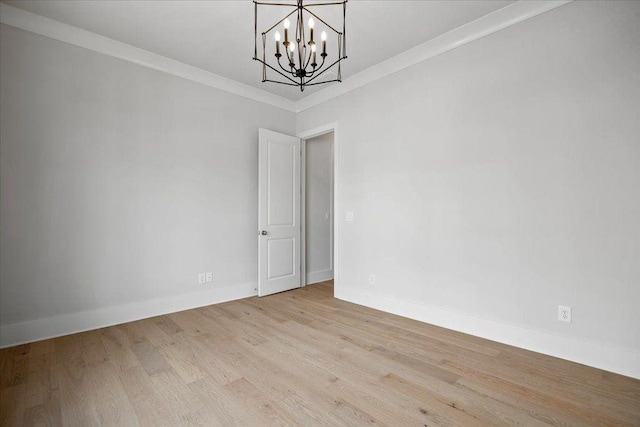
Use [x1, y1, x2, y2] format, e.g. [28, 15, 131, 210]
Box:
[258, 128, 301, 297]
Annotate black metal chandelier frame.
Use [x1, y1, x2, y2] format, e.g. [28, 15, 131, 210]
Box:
[253, 0, 347, 91]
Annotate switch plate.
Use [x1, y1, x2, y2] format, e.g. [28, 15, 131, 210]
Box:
[558, 305, 572, 323]
[206, 272, 213, 283]
[346, 211, 354, 222]
[198, 273, 206, 284]
[369, 274, 376, 285]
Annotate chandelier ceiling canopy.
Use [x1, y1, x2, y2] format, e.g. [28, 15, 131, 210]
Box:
[253, 0, 348, 92]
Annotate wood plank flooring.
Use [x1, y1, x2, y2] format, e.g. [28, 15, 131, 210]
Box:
[1, 281, 639, 426]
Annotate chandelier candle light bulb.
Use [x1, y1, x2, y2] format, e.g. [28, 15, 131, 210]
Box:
[275, 31, 281, 55]
[321, 31, 327, 55]
[289, 42, 295, 62]
[284, 18, 290, 44]
[308, 17, 315, 42]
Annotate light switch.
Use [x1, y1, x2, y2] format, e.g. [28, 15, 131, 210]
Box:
[346, 211, 354, 222]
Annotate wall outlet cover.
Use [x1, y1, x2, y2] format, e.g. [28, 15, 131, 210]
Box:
[198, 273, 206, 284]
[206, 272, 213, 283]
[558, 305, 572, 323]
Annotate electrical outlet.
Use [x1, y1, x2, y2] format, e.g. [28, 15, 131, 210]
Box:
[369, 274, 376, 285]
[198, 273, 206, 284]
[346, 211, 354, 222]
[558, 305, 572, 323]
[206, 272, 213, 283]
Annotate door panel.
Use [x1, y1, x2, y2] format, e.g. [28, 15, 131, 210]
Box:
[267, 141, 296, 226]
[258, 128, 301, 296]
[267, 238, 295, 279]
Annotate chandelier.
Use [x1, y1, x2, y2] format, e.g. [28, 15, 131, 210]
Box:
[253, 0, 347, 91]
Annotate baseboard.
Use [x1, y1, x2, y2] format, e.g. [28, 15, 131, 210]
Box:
[306, 269, 334, 285]
[0, 282, 258, 348]
[335, 286, 640, 380]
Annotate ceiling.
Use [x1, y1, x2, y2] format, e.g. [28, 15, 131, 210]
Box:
[3, 0, 514, 101]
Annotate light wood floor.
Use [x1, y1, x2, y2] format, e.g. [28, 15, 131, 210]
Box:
[1, 281, 639, 426]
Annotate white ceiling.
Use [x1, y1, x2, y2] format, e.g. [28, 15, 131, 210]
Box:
[4, 0, 514, 101]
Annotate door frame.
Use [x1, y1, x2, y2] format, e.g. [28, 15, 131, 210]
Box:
[298, 122, 339, 291]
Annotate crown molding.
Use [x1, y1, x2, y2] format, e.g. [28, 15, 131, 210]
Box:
[0, 3, 297, 113]
[1, 1, 573, 114]
[294, 0, 574, 113]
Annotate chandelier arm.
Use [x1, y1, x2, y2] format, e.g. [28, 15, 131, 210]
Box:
[337, 33, 343, 78]
[262, 33, 266, 81]
[342, 0, 347, 57]
[289, 49, 299, 73]
[262, 8, 297, 35]
[304, 57, 342, 85]
[264, 78, 300, 86]
[302, 7, 341, 35]
[255, 58, 300, 84]
[303, 78, 341, 87]
[256, 0, 346, 4]
[304, 54, 326, 78]
[276, 54, 297, 77]
[302, 45, 315, 71]
[317, 55, 328, 72]
[254, 1, 303, 6]
[277, 53, 290, 73]
[304, 67, 317, 78]
[301, 1, 347, 6]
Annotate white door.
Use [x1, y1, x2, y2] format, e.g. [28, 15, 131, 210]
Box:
[258, 128, 301, 296]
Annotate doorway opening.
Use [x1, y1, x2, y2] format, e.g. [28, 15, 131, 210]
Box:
[303, 132, 334, 286]
[257, 123, 338, 297]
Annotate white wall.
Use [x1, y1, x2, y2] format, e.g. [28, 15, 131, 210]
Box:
[0, 24, 295, 345]
[297, 1, 640, 377]
[305, 132, 334, 284]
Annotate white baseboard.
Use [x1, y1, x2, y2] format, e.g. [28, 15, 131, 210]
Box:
[306, 269, 334, 285]
[0, 282, 257, 348]
[336, 286, 640, 380]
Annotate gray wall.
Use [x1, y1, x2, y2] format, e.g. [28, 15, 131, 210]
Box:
[297, 1, 640, 354]
[305, 132, 333, 283]
[1, 1, 639, 375]
[0, 24, 295, 328]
